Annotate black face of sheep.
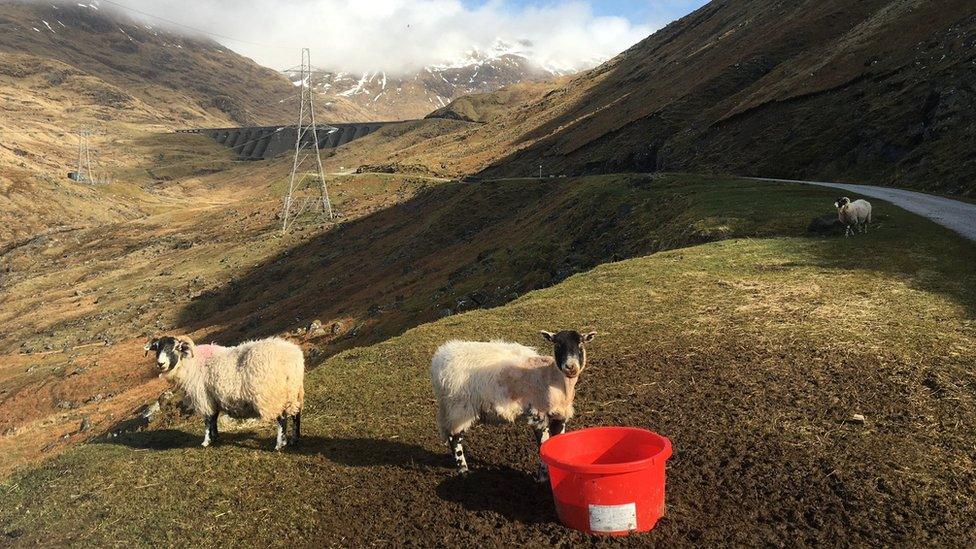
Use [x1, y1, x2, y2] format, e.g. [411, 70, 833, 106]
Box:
[540, 330, 597, 378]
[144, 336, 193, 373]
[834, 197, 851, 209]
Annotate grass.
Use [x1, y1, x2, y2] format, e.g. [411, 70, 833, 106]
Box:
[179, 174, 875, 352]
[1, 175, 974, 545]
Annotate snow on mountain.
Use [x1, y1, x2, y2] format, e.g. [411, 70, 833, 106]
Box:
[283, 40, 573, 121]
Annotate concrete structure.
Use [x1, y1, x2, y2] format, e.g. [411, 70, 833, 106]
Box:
[176, 122, 406, 160]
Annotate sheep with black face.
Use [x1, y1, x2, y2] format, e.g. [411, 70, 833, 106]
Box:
[430, 330, 596, 481]
[144, 335, 305, 451]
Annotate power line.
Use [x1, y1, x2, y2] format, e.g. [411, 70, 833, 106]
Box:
[98, 0, 294, 51]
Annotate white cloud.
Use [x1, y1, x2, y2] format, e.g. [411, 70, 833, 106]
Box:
[96, 0, 659, 74]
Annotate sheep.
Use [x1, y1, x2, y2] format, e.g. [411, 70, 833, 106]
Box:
[834, 196, 872, 237]
[430, 329, 596, 481]
[144, 335, 305, 451]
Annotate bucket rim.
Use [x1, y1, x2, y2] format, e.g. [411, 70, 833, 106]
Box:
[540, 426, 672, 475]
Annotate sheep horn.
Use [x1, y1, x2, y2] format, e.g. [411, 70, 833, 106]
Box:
[176, 336, 196, 358]
[143, 338, 156, 357]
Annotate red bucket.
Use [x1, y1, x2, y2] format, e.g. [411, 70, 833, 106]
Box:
[540, 426, 672, 536]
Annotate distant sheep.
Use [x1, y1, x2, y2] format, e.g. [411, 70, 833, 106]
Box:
[834, 196, 872, 237]
[144, 335, 305, 450]
[430, 330, 596, 481]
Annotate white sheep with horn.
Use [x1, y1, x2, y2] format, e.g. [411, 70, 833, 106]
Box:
[834, 196, 873, 237]
[144, 335, 305, 450]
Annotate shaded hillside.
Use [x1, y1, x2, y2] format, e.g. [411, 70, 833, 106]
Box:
[477, 0, 976, 195]
[372, 1, 976, 193]
[178, 175, 852, 354]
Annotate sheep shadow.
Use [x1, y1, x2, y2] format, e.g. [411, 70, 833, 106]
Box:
[103, 428, 282, 451]
[102, 428, 204, 450]
[435, 466, 556, 525]
[294, 435, 558, 526]
[101, 428, 445, 465]
[289, 436, 443, 470]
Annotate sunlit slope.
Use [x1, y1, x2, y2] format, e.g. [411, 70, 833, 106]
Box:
[1, 177, 974, 546]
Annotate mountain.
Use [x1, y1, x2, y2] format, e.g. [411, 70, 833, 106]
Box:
[284, 40, 566, 121]
[0, 0, 301, 241]
[471, 0, 976, 195]
[0, 1, 297, 126]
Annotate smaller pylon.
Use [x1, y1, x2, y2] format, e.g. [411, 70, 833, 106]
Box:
[281, 48, 334, 232]
[76, 128, 93, 183]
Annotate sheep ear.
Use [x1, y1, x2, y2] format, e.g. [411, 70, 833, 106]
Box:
[540, 331, 555, 342]
[143, 339, 156, 357]
[582, 331, 597, 343]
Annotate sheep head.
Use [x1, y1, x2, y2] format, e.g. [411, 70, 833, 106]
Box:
[834, 197, 851, 209]
[540, 330, 596, 378]
[144, 335, 196, 377]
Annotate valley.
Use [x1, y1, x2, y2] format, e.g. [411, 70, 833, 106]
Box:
[1, 0, 974, 545]
[1, 171, 974, 545]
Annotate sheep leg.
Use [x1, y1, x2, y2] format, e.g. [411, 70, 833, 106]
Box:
[449, 433, 469, 475]
[549, 418, 567, 436]
[275, 415, 288, 451]
[209, 414, 219, 444]
[201, 416, 213, 448]
[291, 412, 301, 445]
[209, 411, 220, 443]
[533, 424, 551, 483]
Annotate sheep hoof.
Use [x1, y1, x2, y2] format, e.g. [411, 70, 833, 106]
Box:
[455, 468, 469, 477]
[201, 440, 210, 448]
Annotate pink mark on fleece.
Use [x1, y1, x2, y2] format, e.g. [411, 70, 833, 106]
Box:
[195, 344, 229, 362]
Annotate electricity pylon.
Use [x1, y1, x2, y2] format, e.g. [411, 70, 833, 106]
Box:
[281, 48, 334, 232]
[76, 128, 93, 183]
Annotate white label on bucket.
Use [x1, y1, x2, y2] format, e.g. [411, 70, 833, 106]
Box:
[588, 503, 637, 533]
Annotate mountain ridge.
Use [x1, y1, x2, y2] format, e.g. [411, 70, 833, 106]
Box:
[284, 40, 569, 121]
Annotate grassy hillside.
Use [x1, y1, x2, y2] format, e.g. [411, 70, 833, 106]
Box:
[480, 0, 976, 195]
[319, 78, 568, 178]
[1, 176, 974, 545]
[426, 78, 569, 124]
[334, 0, 976, 195]
[176, 174, 846, 353]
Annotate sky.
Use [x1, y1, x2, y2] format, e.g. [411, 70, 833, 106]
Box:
[100, 0, 709, 74]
